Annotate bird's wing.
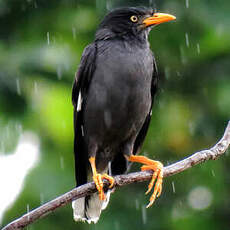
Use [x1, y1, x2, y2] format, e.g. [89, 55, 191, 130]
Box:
[72, 43, 97, 186]
[72, 43, 97, 108]
[133, 55, 158, 155]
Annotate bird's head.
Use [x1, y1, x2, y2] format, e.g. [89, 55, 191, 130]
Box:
[96, 7, 176, 41]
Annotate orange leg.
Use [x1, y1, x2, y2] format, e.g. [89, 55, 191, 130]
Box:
[89, 157, 115, 201]
[126, 155, 163, 208]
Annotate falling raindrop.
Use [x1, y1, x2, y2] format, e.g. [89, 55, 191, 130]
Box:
[72, 27, 76, 40]
[106, 0, 112, 10]
[172, 181, 176, 193]
[211, 170, 216, 177]
[176, 71, 181, 78]
[60, 156, 64, 170]
[40, 193, 44, 205]
[16, 78, 21, 95]
[108, 161, 112, 175]
[164, 67, 170, 80]
[141, 205, 147, 225]
[172, 199, 187, 220]
[149, 0, 153, 7]
[34, 1, 37, 8]
[196, 43, 200, 54]
[188, 121, 195, 135]
[81, 125, 84, 136]
[47, 32, 50, 45]
[27, 204, 30, 221]
[185, 33, 190, 47]
[180, 46, 187, 64]
[57, 66, 62, 80]
[185, 0, 189, 8]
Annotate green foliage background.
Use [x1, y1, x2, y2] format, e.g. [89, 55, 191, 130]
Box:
[0, 0, 229, 229]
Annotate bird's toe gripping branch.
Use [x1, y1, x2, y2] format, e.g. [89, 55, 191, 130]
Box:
[127, 155, 163, 208]
[89, 157, 115, 200]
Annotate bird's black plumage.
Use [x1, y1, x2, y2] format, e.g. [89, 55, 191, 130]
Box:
[71, 7, 175, 223]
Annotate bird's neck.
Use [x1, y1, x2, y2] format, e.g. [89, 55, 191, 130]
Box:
[95, 28, 150, 48]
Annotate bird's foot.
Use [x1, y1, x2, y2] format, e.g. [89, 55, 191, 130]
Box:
[89, 157, 115, 201]
[127, 155, 163, 208]
[141, 161, 163, 208]
[92, 173, 114, 200]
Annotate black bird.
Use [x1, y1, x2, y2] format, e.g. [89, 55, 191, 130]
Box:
[72, 7, 175, 223]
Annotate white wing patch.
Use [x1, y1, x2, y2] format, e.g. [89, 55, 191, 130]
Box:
[77, 92, 82, 112]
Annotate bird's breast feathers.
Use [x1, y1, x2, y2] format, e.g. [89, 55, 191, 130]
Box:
[83, 40, 153, 142]
[96, 40, 153, 83]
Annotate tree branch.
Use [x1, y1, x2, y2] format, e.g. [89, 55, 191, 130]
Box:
[3, 121, 230, 230]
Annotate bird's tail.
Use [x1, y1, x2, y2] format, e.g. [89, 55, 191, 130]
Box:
[72, 189, 111, 224]
[72, 165, 112, 224]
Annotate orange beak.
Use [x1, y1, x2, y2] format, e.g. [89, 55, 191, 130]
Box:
[143, 13, 176, 27]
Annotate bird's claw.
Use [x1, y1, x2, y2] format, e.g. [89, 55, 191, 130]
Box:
[141, 161, 163, 208]
[101, 173, 115, 188]
[93, 173, 115, 200]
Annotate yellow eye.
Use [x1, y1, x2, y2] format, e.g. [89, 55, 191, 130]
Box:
[130, 15, 138, 23]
